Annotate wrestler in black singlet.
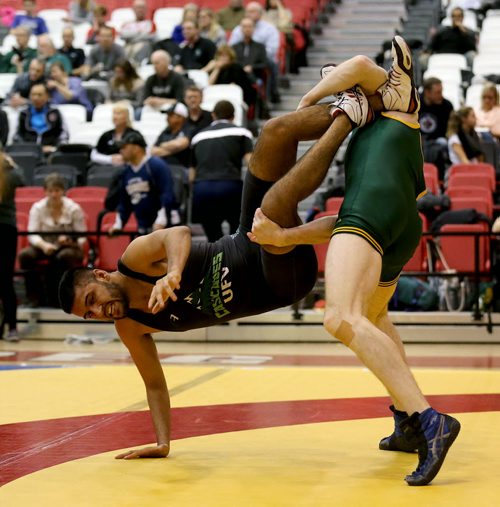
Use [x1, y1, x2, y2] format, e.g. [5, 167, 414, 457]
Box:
[120, 172, 318, 332]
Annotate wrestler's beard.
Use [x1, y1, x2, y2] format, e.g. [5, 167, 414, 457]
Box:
[102, 281, 130, 320]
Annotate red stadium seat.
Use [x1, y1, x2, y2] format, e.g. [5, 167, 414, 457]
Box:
[403, 214, 429, 272]
[450, 196, 492, 218]
[447, 173, 495, 193]
[446, 186, 493, 210]
[423, 163, 440, 193]
[72, 196, 106, 245]
[325, 197, 343, 214]
[94, 212, 138, 271]
[15, 197, 39, 216]
[15, 187, 45, 199]
[436, 223, 490, 273]
[447, 163, 495, 191]
[66, 186, 108, 200]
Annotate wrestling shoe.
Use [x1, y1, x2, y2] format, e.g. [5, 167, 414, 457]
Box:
[379, 405, 418, 453]
[378, 35, 420, 114]
[403, 408, 461, 486]
[320, 63, 337, 79]
[330, 85, 374, 128]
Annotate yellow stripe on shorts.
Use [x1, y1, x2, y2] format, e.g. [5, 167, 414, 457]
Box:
[331, 226, 384, 256]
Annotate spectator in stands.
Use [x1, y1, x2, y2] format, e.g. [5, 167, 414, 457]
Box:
[0, 151, 24, 341]
[86, 4, 115, 45]
[229, 2, 281, 103]
[109, 59, 144, 110]
[171, 3, 199, 44]
[65, 0, 95, 25]
[206, 45, 257, 109]
[10, 0, 48, 36]
[59, 27, 86, 77]
[231, 17, 268, 84]
[15, 83, 69, 153]
[47, 61, 94, 117]
[217, 0, 245, 32]
[34, 34, 73, 76]
[91, 103, 141, 166]
[0, 26, 36, 74]
[142, 50, 186, 111]
[419, 77, 454, 177]
[199, 8, 227, 48]
[119, 0, 156, 65]
[152, 35, 180, 62]
[183, 85, 212, 136]
[84, 25, 126, 80]
[474, 82, 500, 140]
[151, 102, 191, 168]
[19, 172, 87, 307]
[190, 100, 253, 241]
[173, 20, 217, 74]
[5, 58, 45, 109]
[421, 7, 477, 69]
[109, 131, 177, 235]
[264, 0, 293, 34]
[447, 106, 484, 165]
[0, 109, 8, 147]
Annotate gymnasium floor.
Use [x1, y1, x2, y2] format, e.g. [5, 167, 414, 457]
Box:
[1, 336, 499, 506]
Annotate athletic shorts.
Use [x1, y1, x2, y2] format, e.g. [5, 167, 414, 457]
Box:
[332, 114, 426, 285]
[237, 170, 318, 303]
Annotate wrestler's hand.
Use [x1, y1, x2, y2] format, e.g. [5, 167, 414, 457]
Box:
[247, 208, 286, 247]
[115, 443, 170, 459]
[148, 271, 181, 313]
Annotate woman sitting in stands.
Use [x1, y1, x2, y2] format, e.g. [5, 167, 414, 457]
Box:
[109, 59, 145, 110]
[47, 61, 94, 117]
[447, 106, 484, 166]
[474, 82, 500, 141]
[19, 172, 87, 307]
[198, 8, 227, 47]
[206, 45, 257, 109]
[90, 103, 141, 166]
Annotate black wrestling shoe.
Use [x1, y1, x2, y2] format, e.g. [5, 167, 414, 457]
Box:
[379, 405, 418, 453]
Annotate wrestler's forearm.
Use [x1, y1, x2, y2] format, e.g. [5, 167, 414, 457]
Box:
[280, 216, 337, 246]
[147, 386, 172, 449]
[163, 226, 192, 277]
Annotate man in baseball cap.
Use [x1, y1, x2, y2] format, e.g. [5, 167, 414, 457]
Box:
[151, 102, 191, 167]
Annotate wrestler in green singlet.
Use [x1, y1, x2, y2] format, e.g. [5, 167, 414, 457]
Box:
[332, 112, 426, 285]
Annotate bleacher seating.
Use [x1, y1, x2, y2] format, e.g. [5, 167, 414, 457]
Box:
[94, 212, 137, 271]
[437, 223, 490, 273]
[403, 214, 429, 273]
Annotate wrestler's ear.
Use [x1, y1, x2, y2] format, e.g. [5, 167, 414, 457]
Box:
[93, 269, 110, 282]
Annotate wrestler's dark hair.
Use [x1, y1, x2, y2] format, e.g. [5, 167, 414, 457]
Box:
[58, 267, 95, 313]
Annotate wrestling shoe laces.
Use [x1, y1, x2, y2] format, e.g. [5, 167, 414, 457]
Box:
[379, 35, 420, 114]
[403, 408, 461, 486]
[330, 85, 374, 128]
[379, 405, 418, 453]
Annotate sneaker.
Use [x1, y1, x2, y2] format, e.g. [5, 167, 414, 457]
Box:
[379, 405, 418, 453]
[403, 408, 461, 486]
[378, 35, 420, 114]
[330, 85, 374, 128]
[4, 330, 20, 342]
[320, 63, 337, 80]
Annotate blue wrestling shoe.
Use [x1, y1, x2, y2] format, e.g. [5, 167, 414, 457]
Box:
[379, 405, 418, 453]
[378, 35, 420, 114]
[403, 408, 461, 486]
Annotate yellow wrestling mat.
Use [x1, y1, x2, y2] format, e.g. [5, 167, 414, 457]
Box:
[1, 364, 499, 506]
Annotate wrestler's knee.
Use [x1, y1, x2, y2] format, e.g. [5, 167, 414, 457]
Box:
[351, 54, 377, 72]
[261, 115, 288, 138]
[323, 308, 360, 347]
